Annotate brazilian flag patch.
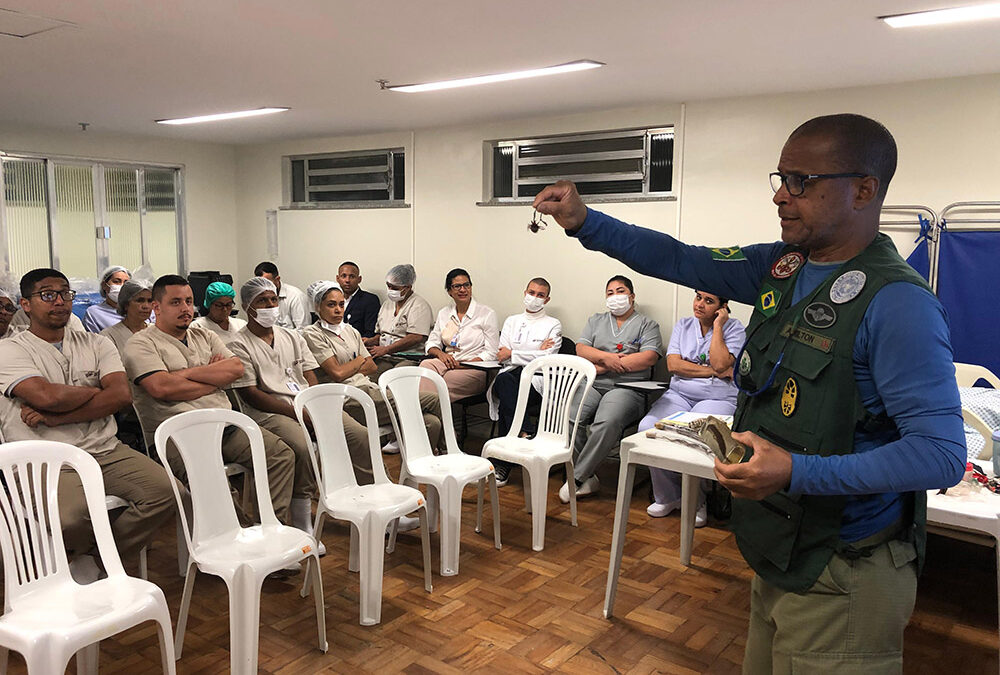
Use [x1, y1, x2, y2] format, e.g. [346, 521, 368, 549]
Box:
[710, 246, 746, 261]
[756, 284, 781, 317]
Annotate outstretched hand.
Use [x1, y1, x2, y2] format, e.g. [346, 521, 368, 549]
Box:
[532, 181, 588, 232]
[713, 430, 793, 500]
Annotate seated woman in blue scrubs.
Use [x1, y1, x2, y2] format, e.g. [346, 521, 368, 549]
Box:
[639, 290, 746, 524]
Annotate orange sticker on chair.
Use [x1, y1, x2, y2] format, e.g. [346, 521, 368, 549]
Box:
[302, 545, 312, 554]
[417, 498, 424, 506]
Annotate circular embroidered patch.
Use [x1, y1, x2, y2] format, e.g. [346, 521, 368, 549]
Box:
[771, 252, 805, 279]
[739, 351, 752, 376]
[803, 302, 837, 329]
[829, 270, 867, 304]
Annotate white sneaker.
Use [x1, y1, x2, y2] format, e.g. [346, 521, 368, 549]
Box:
[558, 475, 599, 503]
[646, 499, 681, 518]
[382, 440, 400, 454]
[695, 502, 708, 528]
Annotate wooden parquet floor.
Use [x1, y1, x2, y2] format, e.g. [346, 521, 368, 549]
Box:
[3, 426, 998, 673]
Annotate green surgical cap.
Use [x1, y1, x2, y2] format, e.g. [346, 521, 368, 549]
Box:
[204, 281, 236, 309]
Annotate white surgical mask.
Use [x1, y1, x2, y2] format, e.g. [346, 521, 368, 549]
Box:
[523, 294, 546, 313]
[107, 284, 122, 304]
[387, 288, 405, 303]
[321, 319, 343, 335]
[606, 294, 632, 317]
[253, 307, 280, 328]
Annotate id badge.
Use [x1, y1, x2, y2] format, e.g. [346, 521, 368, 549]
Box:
[286, 381, 302, 394]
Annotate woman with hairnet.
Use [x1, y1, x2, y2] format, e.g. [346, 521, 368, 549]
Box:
[191, 281, 246, 341]
[99, 279, 154, 356]
[82, 265, 132, 333]
[0, 278, 18, 339]
[363, 264, 435, 379]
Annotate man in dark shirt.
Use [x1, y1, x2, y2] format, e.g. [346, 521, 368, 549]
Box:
[337, 261, 380, 338]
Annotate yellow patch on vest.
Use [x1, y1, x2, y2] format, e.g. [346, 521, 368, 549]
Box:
[780, 377, 798, 417]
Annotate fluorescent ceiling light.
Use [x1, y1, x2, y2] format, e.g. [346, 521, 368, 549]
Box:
[385, 60, 604, 93]
[881, 3, 1000, 27]
[156, 107, 289, 125]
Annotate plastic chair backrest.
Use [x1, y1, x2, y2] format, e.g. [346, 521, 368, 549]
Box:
[508, 355, 596, 447]
[0, 441, 126, 612]
[294, 384, 390, 493]
[154, 408, 277, 552]
[379, 367, 461, 462]
[955, 362, 1000, 389]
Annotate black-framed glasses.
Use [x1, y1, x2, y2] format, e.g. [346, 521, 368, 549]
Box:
[0, 301, 16, 314]
[29, 289, 76, 303]
[769, 171, 867, 197]
[449, 282, 472, 290]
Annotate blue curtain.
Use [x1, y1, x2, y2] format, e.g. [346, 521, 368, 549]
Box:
[936, 229, 1000, 377]
[905, 239, 930, 281]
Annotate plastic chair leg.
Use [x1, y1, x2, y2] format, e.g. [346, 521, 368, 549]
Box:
[348, 523, 360, 573]
[303, 552, 327, 651]
[154, 611, 178, 675]
[301, 511, 328, 598]
[226, 569, 265, 675]
[418, 506, 433, 593]
[488, 474, 501, 551]
[528, 464, 549, 552]
[475, 480, 484, 533]
[426, 485, 440, 534]
[174, 562, 198, 657]
[358, 518, 388, 626]
[75, 643, 99, 675]
[437, 479, 463, 576]
[386, 517, 399, 554]
[565, 461, 578, 527]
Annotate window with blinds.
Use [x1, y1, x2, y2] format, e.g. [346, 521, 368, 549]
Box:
[487, 127, 674, 202]
[286, 148, 405, 207]
[0, 154, 184, 279]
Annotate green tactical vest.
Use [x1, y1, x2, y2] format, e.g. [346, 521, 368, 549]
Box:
[730, 233, 930, 593]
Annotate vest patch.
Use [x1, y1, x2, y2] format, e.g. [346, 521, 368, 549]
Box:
[711, 246, 746, 261]
[756, 285, 781, 317]
[830, 270, 867, 304]
[739, 350, 752, 376]
[803, 302, 837, 329]
[779, 323, 836, 353]
[780, 377, 798, 417]
[771, 252, 805, 279]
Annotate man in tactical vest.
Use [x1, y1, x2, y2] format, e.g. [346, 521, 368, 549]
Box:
[533, 114, 966, 673]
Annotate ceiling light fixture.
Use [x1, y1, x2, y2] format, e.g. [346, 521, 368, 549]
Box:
[381, 59, 604, 93]
[156, 107, 289, 125]
[880, 2, 1000, 27]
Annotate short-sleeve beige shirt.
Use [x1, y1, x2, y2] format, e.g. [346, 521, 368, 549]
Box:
[100, 320, 140, 357]
[0, 330, 123, 455]
[123, 323, 234, 441]
[302, 322, 378, 393]
[228, 325, 319, 424]
[374, 293, 433, 350]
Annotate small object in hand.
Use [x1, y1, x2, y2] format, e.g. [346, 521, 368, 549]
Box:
[690, 416, 748, 464]
[528, 209, 548, 233]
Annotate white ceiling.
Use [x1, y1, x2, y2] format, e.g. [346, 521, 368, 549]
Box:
[2, 0, 999, 145]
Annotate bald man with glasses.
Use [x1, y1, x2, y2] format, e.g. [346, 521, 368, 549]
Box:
[535, 114, 966, 673]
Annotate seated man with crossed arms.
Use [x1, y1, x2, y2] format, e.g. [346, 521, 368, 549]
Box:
[0, 268, 174, 582]
[123, 274, 296, 524]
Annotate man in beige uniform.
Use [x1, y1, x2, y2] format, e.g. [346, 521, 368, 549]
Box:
[0, 268, 174, 577]
[229, 277, 320, 533]
[364, 264, 434, 377]
[123, 274, 295, 524]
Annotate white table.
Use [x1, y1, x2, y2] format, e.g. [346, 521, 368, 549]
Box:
[603, 430, 718, 619]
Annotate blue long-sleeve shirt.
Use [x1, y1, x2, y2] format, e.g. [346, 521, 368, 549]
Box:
[572, 209, 966, 541]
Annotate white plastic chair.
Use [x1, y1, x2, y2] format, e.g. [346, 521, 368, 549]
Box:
[482, 355, 596, 551]
[294, 384, 433, 625]
[104, 495, 149, 580]
[154, 409, 327, 674]
[0, 441, 175, 675]
[379, 367, 501, 577]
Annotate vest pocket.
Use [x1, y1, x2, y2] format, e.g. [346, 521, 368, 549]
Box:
[734, 491, 803, 572]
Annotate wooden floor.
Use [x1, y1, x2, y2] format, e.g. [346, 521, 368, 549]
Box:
[4, 424, 998, 673]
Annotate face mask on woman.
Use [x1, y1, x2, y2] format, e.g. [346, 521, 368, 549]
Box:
[387, 288, 405, 303]
[321, 319, 343, 335]
[107, 284, 122, 304]
[253, 307, 281, 328]
[523, 294, 546, 313]
[605, 294, 632, 317]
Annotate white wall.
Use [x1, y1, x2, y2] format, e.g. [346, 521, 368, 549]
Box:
[234, 72, 1000, 342]
[0, 124, 239, 278]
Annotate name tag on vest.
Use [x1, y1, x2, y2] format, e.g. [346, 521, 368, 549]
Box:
[779, 323, 836, 353]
